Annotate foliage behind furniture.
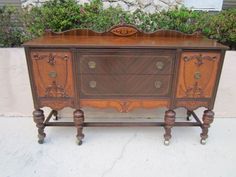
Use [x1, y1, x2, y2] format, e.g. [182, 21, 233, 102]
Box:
[0, 0, 235, 49]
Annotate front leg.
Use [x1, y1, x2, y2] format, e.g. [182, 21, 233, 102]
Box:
[164, 110, 176, 145]
[200, 110, 214, 145]
[33, 109, 46, 144]
[73, 109, 85, 145]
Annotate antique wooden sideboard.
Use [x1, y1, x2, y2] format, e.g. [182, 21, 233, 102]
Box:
[23, 24, 228, 145]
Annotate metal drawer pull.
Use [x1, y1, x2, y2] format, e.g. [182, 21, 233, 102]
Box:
[63, 55, 69, 60]
[48, 71, 57, 78]
[154, 81, 162, 89]
[194, 71, 201, 80]
[156, 61, 164, 70]
[89, 80, 97, 88]
[88, 61, 96, 69]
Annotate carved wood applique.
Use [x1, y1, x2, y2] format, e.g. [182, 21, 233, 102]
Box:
[31, 51, 74, 100]
[110, 26, 138, 37]
[177, 52, 220, 98]
[39, 99, 74, 110]
[183, 54, 217, 67]
[80, 99, 169, 112]
[45, 81, 68, 97]
[175, 101, 209, 111]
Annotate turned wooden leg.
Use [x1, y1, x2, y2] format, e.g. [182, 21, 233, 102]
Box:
[164, 110, 176, 145]
[200, 110, 214, 145]
[73, 109, 85, 145]
[33, 109, 46, 144]
[186, 110, 192, 121]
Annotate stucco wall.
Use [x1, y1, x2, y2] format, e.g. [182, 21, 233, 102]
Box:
[21, 0, 183, 13]
[0, 48, 235, 118]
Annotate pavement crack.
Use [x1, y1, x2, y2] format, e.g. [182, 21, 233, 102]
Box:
[101, 132, 137, 177]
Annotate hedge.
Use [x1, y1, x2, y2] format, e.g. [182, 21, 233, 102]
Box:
[0, 0, 235, 49]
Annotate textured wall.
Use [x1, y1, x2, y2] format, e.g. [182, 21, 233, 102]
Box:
[21, 0, 183, 13]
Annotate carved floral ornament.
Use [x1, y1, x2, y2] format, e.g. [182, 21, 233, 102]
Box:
[45, 81, 68, 98]
[110, 26, 139, 37]
[32, 52, 69, 66]
[80, 100, 169, 113]
[185, 82, 203, 98]
[183, 54, 217, 67]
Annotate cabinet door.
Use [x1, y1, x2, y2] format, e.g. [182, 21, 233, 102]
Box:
[176, 51, 221, 98]
[30, 50, 75, 110]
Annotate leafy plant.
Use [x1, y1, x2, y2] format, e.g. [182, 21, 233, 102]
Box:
[200, 8, 236, 49]
[0, 0, 235, 49]
[0, 6, 26, 47]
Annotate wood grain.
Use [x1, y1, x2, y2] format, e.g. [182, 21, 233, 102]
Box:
[23, 25, 228, 49]
[79, 49, 174, 74]
[175, 100, 209, 111]
[80, 99, 169, 112]
[30, 50, 75, 110]
[80, 75, 172, 97]
[24, 24, 228, 144]
[176, 52, 221, 98]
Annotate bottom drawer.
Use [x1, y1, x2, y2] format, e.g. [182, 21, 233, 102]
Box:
[80, 75, 171, 97]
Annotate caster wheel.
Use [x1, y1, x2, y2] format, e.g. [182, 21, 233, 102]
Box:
[38, 139, 44, 144]
[200, 139, 206, 145]
[76, 139, 83, 145]
[38, 134, 45, 144]
[53, 116, 58, 121]
[186, 117, 192, 121]
[164, 140, 170, 146]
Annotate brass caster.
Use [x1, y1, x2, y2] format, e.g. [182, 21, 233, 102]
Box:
[53, 110, 59, 120]
[200, 139, 207, 145]
[76, 139, 83, 145]
[186, 116, 192, 121]
[38, 134, 45, 144]
[164, 140, 170, 146]
[53, 116, 58, 121]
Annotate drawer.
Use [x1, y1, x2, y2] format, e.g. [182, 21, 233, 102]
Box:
[80, 75, 171, 97]
[79, 50, 174, 74]
[125, 75, 171, 96]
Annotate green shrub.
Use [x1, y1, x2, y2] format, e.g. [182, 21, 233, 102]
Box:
[0, 0, 235, 49]
[200, 8, 236, 49]
[22, 0, 128, 34]
[0, 6, 26, 47]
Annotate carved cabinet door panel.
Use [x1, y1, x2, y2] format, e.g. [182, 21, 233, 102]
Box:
[30, 50, 75, 110]
[176, 51, 221, 98]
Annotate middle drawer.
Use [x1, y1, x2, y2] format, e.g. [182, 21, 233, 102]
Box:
[79, 75, 172, 97]
[79, 53, 174, 75]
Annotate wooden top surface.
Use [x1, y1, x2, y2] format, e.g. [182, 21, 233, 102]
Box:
[23, 24, 228, 49]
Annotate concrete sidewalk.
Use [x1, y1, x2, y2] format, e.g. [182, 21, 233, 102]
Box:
[0, 116, 235, 177]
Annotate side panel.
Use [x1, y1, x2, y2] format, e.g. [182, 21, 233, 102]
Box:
[175, 51, 222, 110]
[176, 51, 221, 98]
[29, 49, 75, 110]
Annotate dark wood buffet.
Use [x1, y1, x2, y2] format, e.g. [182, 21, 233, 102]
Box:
[23, 24, 228, 145]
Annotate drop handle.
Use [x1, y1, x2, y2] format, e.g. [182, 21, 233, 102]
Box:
[48, 71, 57, 78]
[194, 71, 201, 80]
[89, 80, 97, 88]
[156, 61, 164, 70]
[88, 61, 96, 69]
[63, 55, 69, 60]
[154, 81, 162, 89]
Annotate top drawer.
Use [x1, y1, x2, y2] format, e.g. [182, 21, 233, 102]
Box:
[78, 49, 175, 74]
